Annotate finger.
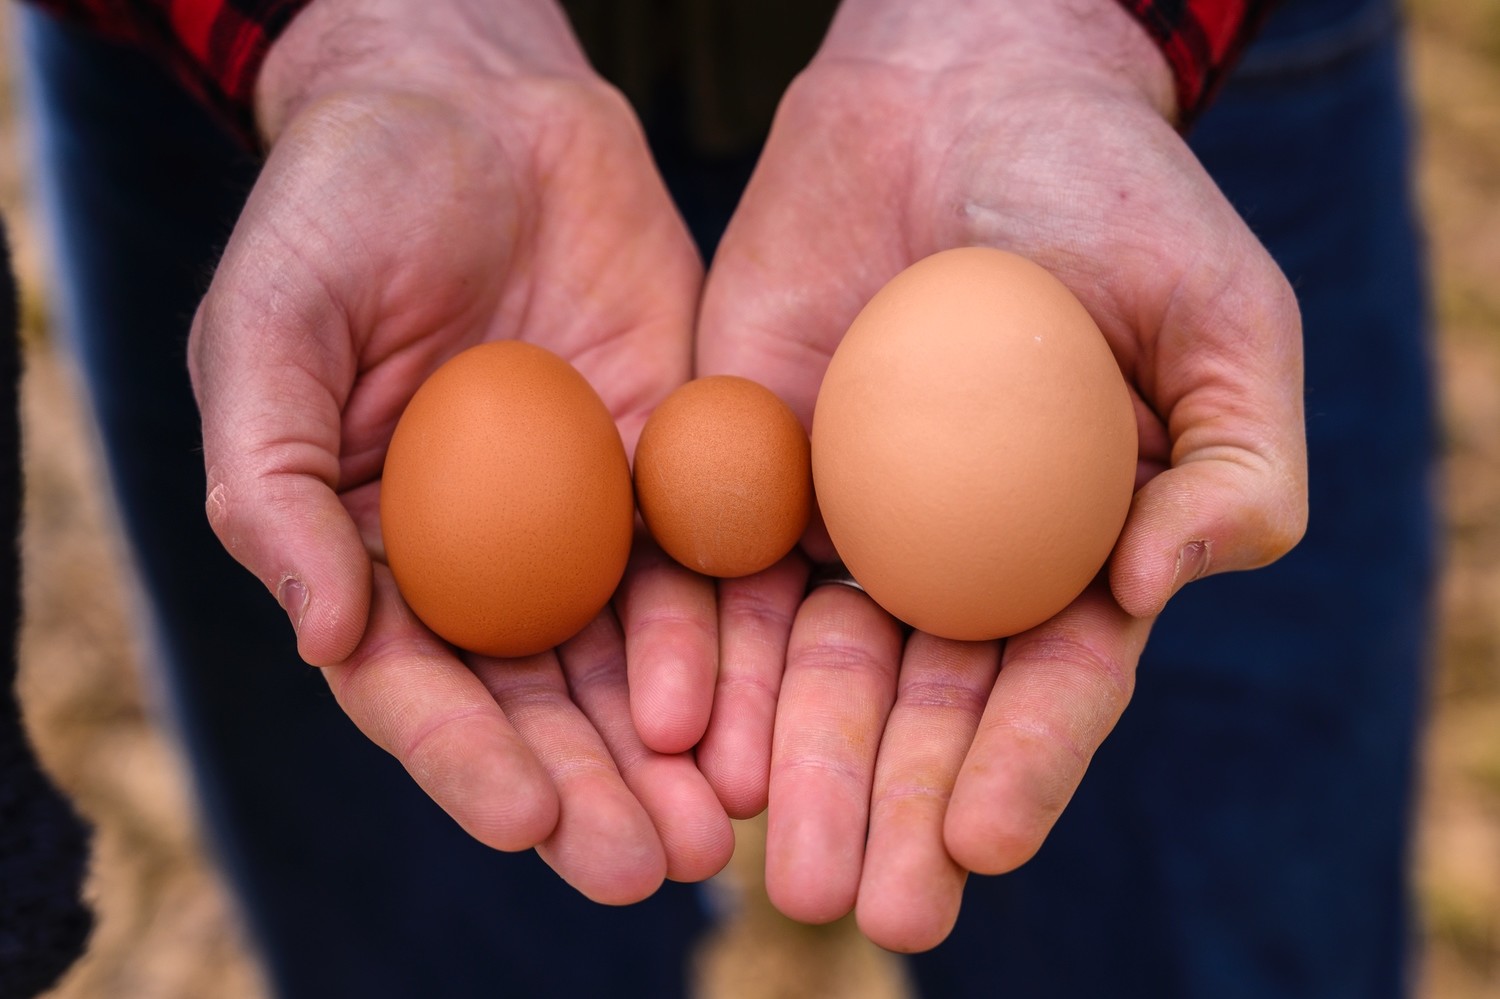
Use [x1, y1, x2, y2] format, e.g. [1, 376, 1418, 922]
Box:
[471, 645, 668, 906]
[1110, 247, 1308, 617]
[560, 613, 735, 884]
[764, 586, 903, 925]
[615, 536, 719, 754]
[856, 632, 1000, 953]
[697, 555, 808, 818]
[321, 568, 558, 852]
[944, 583, 1152, 875]
[189, 252, 370, 667]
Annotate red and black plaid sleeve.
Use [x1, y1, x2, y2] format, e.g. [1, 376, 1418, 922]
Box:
[25, 0, 311, 144]
[29, 0, 1275, 143]
[1114, 0, 1281, 126]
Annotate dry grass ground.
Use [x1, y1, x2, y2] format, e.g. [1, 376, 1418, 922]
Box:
[3, 2, 1499, 997]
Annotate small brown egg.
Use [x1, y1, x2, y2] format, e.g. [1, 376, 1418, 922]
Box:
[380, 340, 633, 658]
[634, 375, 811, 578]
[811, 247, 1137, 640]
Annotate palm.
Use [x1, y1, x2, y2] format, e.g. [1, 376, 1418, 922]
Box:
[218, 88, 700, 545]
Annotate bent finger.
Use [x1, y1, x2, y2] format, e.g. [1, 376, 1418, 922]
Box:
[765, 584, 903, 925]
[560, 612, 735, 884]
[616, 537, 719, 755]
[857, 632, 999, 953]
[945, 583, 1152, 875]
[472, 643, 667, 906]
[697, 554, 808, 818]
[322, 568, 558, 853]
[1111, 246, 1307, 618]
[189, 255, 369, 666]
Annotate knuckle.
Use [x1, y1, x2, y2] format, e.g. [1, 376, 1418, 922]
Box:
[720, 585, 796, 640]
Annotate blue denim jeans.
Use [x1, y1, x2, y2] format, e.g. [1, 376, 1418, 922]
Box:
[19, 0, 1435, 994]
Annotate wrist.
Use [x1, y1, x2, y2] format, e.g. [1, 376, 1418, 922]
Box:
[816, 0, 1177, 123]
[254, 0, 594, 142]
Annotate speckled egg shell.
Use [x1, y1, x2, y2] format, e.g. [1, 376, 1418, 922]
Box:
[634, 375, 811, 578]
[380, 340, 634, 658]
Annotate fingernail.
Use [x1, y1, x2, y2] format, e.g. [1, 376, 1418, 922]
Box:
[277, 575, 309, 633]
[1172, 540, 1211, 595]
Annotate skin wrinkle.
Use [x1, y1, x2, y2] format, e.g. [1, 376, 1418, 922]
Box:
[202, 479, 235, 552]
[718, 576, 801, 639]
[875, 782, 954, 805]
[622, 604, 718, 647]
[711, 667, 781, 703]
[895, 675, 992, 715]
[1009, 626, 1136, 703]
[473, 666, 570, 719]
[774, 750, 877, 790]
[395, 705, 509, 785]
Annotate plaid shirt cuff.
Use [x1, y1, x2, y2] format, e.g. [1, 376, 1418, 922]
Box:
[27, 0, 1275, 144]
[26, 0, 311, 146]
[1114, 0, 1280, 127]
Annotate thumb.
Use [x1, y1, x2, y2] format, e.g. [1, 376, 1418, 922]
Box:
[1108, 255, 1309, 618]
[189, 251, 371, 667]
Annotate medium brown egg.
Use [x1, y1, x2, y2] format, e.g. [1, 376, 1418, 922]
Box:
[811, 247, 1137, 640]
[380, 341, 633, 658]
[634, 375, 811, 578]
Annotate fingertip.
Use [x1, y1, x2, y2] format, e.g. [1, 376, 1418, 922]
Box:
[539, 783, 669, 905]
[390, 701, 561, 854]
[1107, 457, 1306, 618]
[462, 753, 562, 854]
[944, 733, 1073, 876]
[856, 890, 963, 955]
[289, 558, 374, 668]
[631, 666, 713, 755]
[942, 805, 1046, 877]
[764, 810, 861, 925]
[856, 809, 966, 954]
[204, 463, 374, 666]
[1109, 532, 1210, 619]
[663, 801, 737, 884]
[765, 874, 856, 928]
[700, 755, 769, 821]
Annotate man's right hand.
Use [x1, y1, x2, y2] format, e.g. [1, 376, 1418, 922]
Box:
[188, 0, 733, 904]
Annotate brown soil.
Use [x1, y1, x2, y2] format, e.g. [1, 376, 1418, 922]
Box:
[3, 3, 1499, 997]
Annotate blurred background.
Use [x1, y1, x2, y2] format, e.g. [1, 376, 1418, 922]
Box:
[3, 1, 1498, 996]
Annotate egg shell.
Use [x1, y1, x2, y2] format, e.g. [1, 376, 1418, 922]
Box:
[811, 247, 1137, 640]
[380, 340, 634, 658]
[634, 375, 811, 578]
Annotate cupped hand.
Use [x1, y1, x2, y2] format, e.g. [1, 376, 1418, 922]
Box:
[694, 0, 1307, 950]
[187, 0, 732, 903]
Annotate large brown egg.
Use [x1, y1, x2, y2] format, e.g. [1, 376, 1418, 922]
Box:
[811, 247, 1137, 640]
[634, 375, 811, 578]
[380, 341, 634, 658]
